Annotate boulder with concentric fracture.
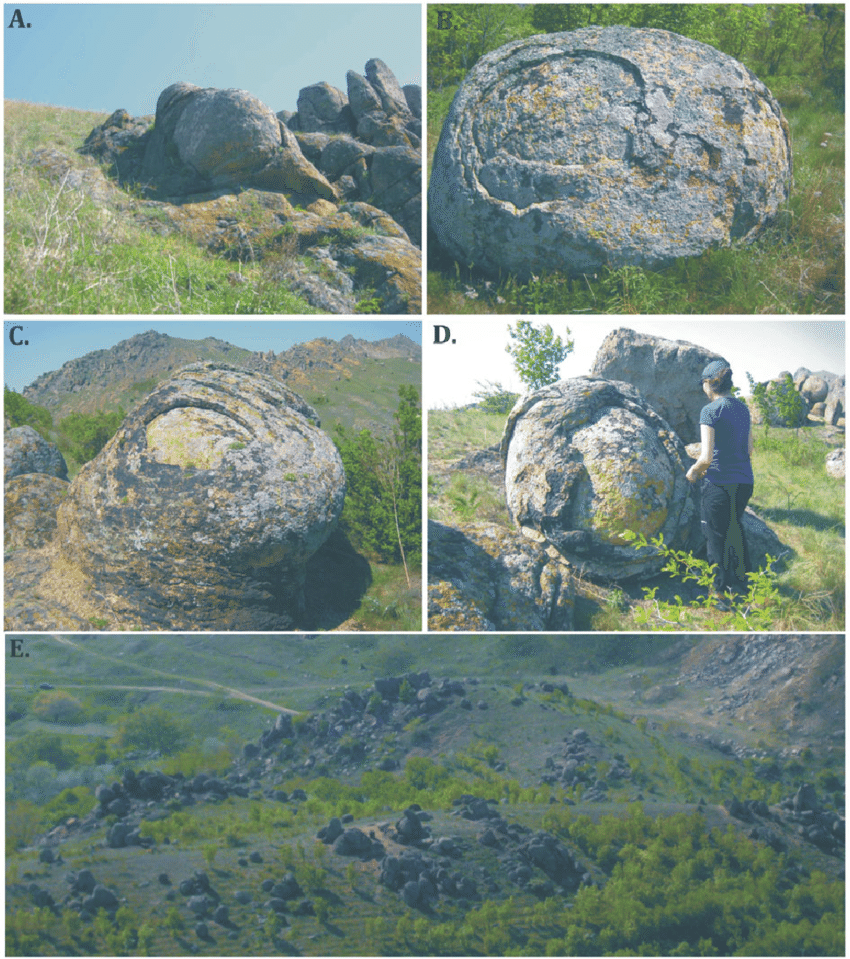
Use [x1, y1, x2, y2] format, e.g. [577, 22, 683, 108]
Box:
[55, 363, 345, 629]
[429, 26, 792, 278]
[500, 377, 699, 581]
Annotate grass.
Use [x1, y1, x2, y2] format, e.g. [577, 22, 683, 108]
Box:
[430, 407, 845, 632]
[3, 101, 327, 314]
[345, 563, 422, 631]
[427, 84, 844, 315]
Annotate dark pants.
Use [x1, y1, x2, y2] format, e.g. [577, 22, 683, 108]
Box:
[700, 480, 753, 593]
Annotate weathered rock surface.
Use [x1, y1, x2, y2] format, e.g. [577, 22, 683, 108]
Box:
[5, 474, 69, 550]
[591, 328, 729, 442]
[428, 520, 575, 631]
[500, 377, 699, 581]
[429, 26, 791, 277]
[54, 363, 344, 629]
[5, 426, 68, 481]
[825, 448, 845, 479]
[5, 365, 346, 631]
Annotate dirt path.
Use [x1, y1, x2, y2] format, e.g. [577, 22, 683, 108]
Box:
[45, 635, 300, 714]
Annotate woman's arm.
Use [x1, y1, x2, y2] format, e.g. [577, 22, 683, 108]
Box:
[748, 427, 754, 458]
[686, 424, 715, 483]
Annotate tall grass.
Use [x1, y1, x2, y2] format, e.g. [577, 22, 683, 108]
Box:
[4, 101, 323, 314]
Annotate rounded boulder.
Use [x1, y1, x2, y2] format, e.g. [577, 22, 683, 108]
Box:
[500, 377, 698, 581]
[429, 27, 792, 277]
[172, 87, 282, 182]
[56, 363, 345, 629]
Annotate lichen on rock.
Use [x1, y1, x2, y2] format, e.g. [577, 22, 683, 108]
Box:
[429, 26, 792, 278]
[427, 520, 575, 631]
[500, 377, 699, 581]
[5, 364, 346, 631]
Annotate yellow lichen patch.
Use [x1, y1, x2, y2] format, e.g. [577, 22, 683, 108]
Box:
[146, 407, 251, 469]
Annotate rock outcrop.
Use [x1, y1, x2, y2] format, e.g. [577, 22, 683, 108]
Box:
[5, 426, 68, 481]
[591, 329, 729, 442]
[429, 27, 791, 278]
[427, 520, 575, 630]
[5, 365, 346, 631]
[500, 377, 699, 581]
[75, 60, 421, 314]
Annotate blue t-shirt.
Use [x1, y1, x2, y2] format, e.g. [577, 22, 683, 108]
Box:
[699, 395, 754, 484]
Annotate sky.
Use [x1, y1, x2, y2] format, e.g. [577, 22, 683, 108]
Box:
[4, 4, 421, 115]
[3, 319, 422, 393]
[425, 319, 846, 408]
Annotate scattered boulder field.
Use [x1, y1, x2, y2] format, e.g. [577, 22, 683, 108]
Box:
[36, 59, 421, 313]
[12, 650, 844, 947]
[429, 27, 792, 278]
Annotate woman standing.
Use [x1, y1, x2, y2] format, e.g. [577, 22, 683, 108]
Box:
[685, 360, 754, 599]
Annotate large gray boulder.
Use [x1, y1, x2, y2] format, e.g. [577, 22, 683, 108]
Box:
[591, 328, 730, 443]
[365, 58, 413, 120]
[5, 474, 68, 550]
[4, 426, 68, 481]
[428, 519, 575, 630]
[54, 363, 345, 630]
[500, 377, 699, 581]
[429, 26, 792, 278]
[170, 86, 282, 182]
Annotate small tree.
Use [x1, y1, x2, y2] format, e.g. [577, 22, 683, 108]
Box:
[113, 705, 189, 755]
[506, 320, 573, 391]
[746, 372, 807, 428]
[31, 690, 84, 724]
[472, 380, 519, 414]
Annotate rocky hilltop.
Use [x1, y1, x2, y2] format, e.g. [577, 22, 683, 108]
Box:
[23, 329, 421, 420]
[32, 59, 421, 314]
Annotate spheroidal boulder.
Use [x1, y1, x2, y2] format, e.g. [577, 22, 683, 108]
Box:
[429, 27, 792, 278]
[500, 377, 699, 580]
[56, 363, 346, 629]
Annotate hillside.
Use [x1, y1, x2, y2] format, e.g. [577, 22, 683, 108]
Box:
[6, 56, 422, 314]
[6, 635, 844, 956]
[21, 329, 421, 437]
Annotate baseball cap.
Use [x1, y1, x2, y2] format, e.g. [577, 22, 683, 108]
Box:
[700, 359, 730, 382]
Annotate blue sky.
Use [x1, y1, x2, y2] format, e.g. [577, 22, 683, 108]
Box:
[4, 320, 422, 393]
[4, 4, 421, 115]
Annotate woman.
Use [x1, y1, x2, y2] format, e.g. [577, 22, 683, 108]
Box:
[685, 360, 754, 599]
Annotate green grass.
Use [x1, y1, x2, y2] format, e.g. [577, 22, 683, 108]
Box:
[3, 101, 324, 314]
[347, 563, 422, 631]
[427, 87, 844, 316]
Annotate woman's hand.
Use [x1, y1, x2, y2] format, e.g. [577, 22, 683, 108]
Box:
[686, 464, 702, 484]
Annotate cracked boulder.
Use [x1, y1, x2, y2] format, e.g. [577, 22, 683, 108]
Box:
[429, 26, 792, 277]
[500, 377, 699, 581]
[428, 519, 575, 630]
[50, 363, 345, 630]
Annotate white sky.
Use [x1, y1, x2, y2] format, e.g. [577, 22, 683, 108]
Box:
[425, 318, 845, 408]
